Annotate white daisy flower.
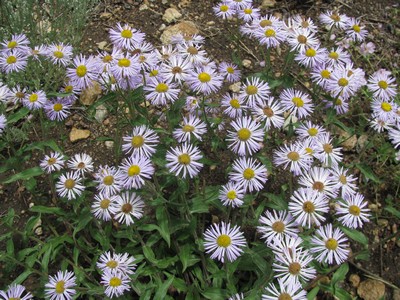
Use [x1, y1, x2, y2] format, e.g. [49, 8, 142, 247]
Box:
[239, 77, 270, 108]
[165, 142, 203, 179]
[289, 187, 329, 228]
[94, 165, 124, 196]
[97, 251, 136, 275]
[44, 270, 77, 300]
[336, 192, 370, 229]
[67, 153, 94, 176]
[226, 116, 264, 156]
[262, 278, 307, 300]
[40, 152, 65, 173]
[273, 246, 316, 286]
[273, 141, 313, 176]
[119, 154, 155, 189]
[122, 125, 159, 158]
[203, 222, 247, 263]
[310, 223, 349, 265]
[218, 181, 245, 208]
[100, 269, 131, 298]
[258, 210, 299, 245]
[173, 114, 207, 143]
[114, 191, 144, 226]
[298, 166, 338, 199]
[0, 283, 33, 300]
[91, 192, 120, 221]
[56, 172, 85, 200]
[229, 157, 268, 192]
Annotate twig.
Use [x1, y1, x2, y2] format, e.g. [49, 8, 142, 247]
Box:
[348, 260, 400, 290]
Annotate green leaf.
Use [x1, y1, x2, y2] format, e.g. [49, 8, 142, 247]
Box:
[7, 107, 30, 124]
[384, 206, 400, 219]
[156, 207, 171, 247]
[355, 163, 381, 183]
[154, 274, 174, 300]
[178, 244, 191, 272]
[263, 192, 288, 210]
[333, 287, 353, 300]
[331, 263, 349, 285]
[143, 246, 156, 262]
[30, 205, 66, 216]
[1, 166, 44, 184]
[201, 287, 228, 300]
[73, 207, 92, 238]
[13, 270, 33, 285]
[307, 286, 319, 300]
[340, 226, 369, 246]
[23, 140, 62, 153]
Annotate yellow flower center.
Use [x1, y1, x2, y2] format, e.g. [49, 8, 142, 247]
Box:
[216, 234, 231, 247]
[109, 277, 122, 287]
[183, 124, 195, 132]
[263, 107, 274, 117]
[118, 58, 131, 67]
[243, 168, 255, 180]
[325, 238, 338, 250]
[29, 94, 38, 103]
[76, 65, 87, 77]
[339, 174, 347, 184]
[305, 48, 316, 57]
[53, 103, 63, 112]
[338, 78, 348, 87]
[297, 35, 307, 44]
[230, 99, 241, 109]
[226, 190, 237, 200]
[131, 136, 144, 148]
[103, 175, 114, 186]
[55, 280, 65, 294]
[330, 14, 340, 22]
[7, 40, 17, 48]
[381, 102, 392, 112]
[48, 157, 56, 165]
[106, 260, 118, 269]
[6, 56, 17, 64]
[64, 85, 73, 93]
[272, 221, 285, 233]
[122, 203, 132, 213]
[103, 55, 113, 63]
[244, 8, 253, 14]
[303, 201, 315, 213]
[335, 98, 342, 106]
[198, 72, 211, 83]
[149, 69, 159, 77]
[265, 28, 276, 37]
[352, 24, 361, 33]
[178, 153, 191, 165]
[128, 165, 141, 176]
[237, 128, 251, 141]
[220, 4, 229, 12]
[246, 85, 258, 95]
[260, 19, 272, 27]
[313, 181, 325, 192]
[155, 83, 169, 93]
[53, 51, 64, 58]
[172, 66, 182, 74]
[100, 199, 111, 209]
[378, 80, 388, 90]
[301, 20, 309, 28]
[288, 262, 301, 275]
[292, 97, 304, 107]
[307, 127, 318, 136]
[287, 151, 300, 161]
[305, 147, 313, 155]
[16, 91, 25, 99]
[349, 205, 361, 216]
[121, 29, 133, 38]
[226, 66, 235, 74]
[329, 52, 339, 60]
[278, 293, 293, 300]
[321, 70, 331, 79]
[323, 143, 333, 153]
[187, 46, 198, 55]
[64, 179, 76, 189]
